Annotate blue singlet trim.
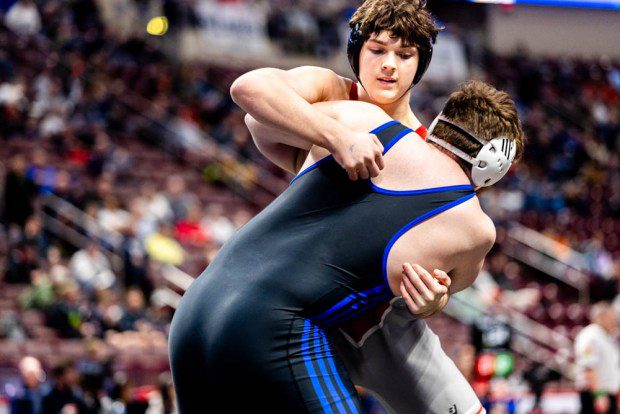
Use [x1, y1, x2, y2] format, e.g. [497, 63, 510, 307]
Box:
[371, 183, 474, 196]
[370, 120, 399, 134]
[290, 155, 333, 185]
[290, 120, 401, 185]
[381, 192, 476, 287]
[382, 127, 413, 155]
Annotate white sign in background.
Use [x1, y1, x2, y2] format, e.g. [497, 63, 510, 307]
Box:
[195, 0, 274, 58]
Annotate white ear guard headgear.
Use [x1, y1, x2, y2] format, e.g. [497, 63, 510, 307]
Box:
[427, 113, 516, 189]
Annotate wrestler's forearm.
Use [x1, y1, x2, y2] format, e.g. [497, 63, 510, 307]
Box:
[245, 114, 307, 174]
[231, 68, 347, 152]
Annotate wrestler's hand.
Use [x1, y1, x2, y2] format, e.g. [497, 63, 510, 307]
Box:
[329, 131, 384, 180]
[399, 263, 451, 319]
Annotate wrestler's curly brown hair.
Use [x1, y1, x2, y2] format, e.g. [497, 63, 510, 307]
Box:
[349, 0, 442, 50]
[434, 80, 526, 162]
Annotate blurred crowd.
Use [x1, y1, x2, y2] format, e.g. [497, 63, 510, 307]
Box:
[0, 0, 619, 413]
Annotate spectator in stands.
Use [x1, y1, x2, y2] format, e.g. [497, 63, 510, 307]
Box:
[4, 0, 41, 36]
[200, 203, 235, 246]
[574, 302, 619, 414]
[174, 201, 210, 246]
[26, 148, 57, 196]
[41, 361, 87, 414]
[75, 339, 113, 414]
[144, 221, 185, 266]
[116, 287, 149, 332]
[44, 280, 84, 339]
[68, 239, 115, 292]
[86, 131, 114, 178]
[9, 356, 46, 414]
[138, 182, 173, 224]
[164, 174, 196, 222]
[97, 195, 131, 235]
[2, 154, 36, 229]
[51, 170, 79, 206]
[120, 219, 152, 301]
[5, 220, 40, 284]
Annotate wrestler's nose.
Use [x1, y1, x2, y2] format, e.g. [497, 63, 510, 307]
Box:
[381, 53, 397, 72]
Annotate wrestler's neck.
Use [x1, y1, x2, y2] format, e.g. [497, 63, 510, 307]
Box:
[357, 87, 420, 129]
[427, 141, 484, 193]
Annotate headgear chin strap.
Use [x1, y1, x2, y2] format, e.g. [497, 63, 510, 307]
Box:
[427, 113, 516, 189]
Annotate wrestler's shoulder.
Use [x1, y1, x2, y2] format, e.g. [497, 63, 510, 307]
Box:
[452, 200, 496, 249]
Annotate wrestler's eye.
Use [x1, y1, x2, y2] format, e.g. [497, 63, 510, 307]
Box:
[369, 49, 383, 55]
[398, 53, 413, 59]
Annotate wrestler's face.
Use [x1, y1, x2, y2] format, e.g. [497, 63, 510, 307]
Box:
[358, 31, 419, 105]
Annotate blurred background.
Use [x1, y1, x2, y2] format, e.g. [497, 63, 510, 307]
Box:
[0, 0, 618, 413]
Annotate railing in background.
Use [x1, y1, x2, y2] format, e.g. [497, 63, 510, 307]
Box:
[503, 224, 590, 303]
[39, 194, 197, 299]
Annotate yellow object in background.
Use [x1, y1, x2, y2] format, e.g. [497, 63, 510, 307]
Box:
[147, 16, 169, 36]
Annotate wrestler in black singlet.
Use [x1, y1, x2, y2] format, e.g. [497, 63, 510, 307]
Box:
[168, 121, 475, 414]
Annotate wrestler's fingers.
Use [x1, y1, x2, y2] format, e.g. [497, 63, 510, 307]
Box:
[414, 264, 445, 295]
[346, 166, 359, 181]
[403, 275, 426, 308]
[358, 164, 370, 180]
[366, 159, 381, 178]
[375, 152, 385, 171]
[433, 269, 452, 288]
[372, 135, 384, 154]
[404, 263, 433, 302]
[400, 281, 419, 313]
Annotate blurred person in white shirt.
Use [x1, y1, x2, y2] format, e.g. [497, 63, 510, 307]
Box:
[69, 239, 115, 292]
[5, 0, 41, 36]
[574, 301, 619, 414]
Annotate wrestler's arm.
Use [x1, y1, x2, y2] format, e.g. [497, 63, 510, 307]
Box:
[399, 215, 496, 318]
[232, 66, 384, 180]
[245, 117, 310, 173]
[448, 220, 496, 295]
[247, 99, 390, 174]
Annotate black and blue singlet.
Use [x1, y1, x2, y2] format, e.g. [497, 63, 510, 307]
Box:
[168, 121, 476, 414]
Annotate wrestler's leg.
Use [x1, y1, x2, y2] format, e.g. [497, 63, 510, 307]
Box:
[289, 318, 366, 414]
[333, 299, 485, 414]
[169, 299, 364, 413]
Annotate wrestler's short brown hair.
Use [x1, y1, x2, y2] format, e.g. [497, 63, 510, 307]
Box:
[349, 0, 441, 50]
[434, 80, 525, 162]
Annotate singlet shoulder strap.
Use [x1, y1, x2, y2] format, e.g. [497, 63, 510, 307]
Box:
[370, 121, 414, 155]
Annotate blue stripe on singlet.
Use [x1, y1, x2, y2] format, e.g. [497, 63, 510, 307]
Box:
[311, 325, 348, 414]
[312, 284, 387, 324]
[319, 329, 361, 414]
[381, 192, 476, 287]
[290, 120, 401, 185]
[302, 320, 334, 414]
[319, 291, 393, 327]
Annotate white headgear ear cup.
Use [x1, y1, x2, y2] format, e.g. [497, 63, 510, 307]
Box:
[427, 112, 516, 189]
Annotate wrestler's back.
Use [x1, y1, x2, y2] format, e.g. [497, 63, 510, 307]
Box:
[301, 101, 495, 294]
